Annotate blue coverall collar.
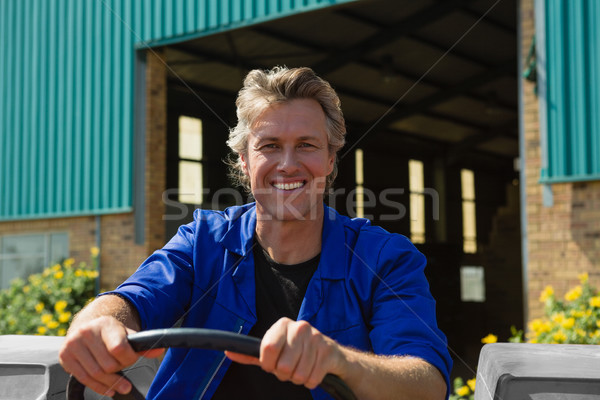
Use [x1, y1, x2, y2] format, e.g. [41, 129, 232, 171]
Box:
[219, 203, 347, 280]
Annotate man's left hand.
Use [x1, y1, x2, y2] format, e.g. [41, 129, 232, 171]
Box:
[225, 317, 343, 389]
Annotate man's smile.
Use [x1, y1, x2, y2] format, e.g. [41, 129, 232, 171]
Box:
[272, 180, 306, 191]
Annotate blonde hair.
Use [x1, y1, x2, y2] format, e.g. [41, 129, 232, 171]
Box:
[227, 66, 346, 192]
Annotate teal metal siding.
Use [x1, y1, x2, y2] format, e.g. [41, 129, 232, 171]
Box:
[136, 0, 355, 48]
[0, 0, 352, 220]
[0, 0, 136, 219]
[540, 0, 600, 183]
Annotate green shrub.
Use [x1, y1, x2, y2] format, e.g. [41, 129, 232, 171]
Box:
[0, 248, 99, 336]
[530, 272, 600, 344]
[450, 376, 476, 400]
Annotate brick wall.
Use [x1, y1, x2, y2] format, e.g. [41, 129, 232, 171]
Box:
[521, 0, 600, 320]
[0, 213, 147, 291]
[99, 214, 147, 288]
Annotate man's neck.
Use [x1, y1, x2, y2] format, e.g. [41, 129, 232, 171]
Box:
[255, 207, 324, 265]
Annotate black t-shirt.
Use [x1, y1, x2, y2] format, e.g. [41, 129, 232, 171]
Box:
[211, 243, 320, 399]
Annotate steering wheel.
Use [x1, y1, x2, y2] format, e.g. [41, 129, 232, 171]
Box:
[66, 328, 357, 400]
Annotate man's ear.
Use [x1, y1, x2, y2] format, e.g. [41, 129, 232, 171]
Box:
[327, 154, 335, 175]
[240, 153, 249, 175]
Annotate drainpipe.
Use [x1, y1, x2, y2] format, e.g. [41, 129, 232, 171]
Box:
[95, 215, 101, 295]
[517, 0, 530, 327]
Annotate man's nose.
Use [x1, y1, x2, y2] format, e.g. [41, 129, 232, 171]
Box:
[278, 148, 299, 171]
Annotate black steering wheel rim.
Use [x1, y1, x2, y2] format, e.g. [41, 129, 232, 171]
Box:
[66, 328, 357, 400]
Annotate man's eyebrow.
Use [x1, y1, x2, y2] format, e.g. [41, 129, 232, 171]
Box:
[254, 136, 280, 144]
[254, 135, 323, 143]
[297, 135, 322, 142]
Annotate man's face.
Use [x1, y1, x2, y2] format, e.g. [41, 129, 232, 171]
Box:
[241, 98, 335, 221]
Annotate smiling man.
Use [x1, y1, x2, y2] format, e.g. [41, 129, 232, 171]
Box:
[59, 67, 452, 399]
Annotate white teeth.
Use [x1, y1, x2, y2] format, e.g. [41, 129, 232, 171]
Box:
[274, 181, 304, 190]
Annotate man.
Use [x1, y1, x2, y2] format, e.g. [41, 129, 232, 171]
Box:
[59, 67, 452, 399]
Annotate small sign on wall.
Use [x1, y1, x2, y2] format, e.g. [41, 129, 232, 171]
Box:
[460, 265, 485, 302]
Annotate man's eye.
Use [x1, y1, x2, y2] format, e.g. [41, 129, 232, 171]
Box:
[299, 143, 314, 148]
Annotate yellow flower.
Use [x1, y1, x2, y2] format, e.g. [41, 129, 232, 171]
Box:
[481, 334, 498, 344]
[41, 314, 52, 324]
[51, 264, 61, 272]
[530, 318, 552, 334]
[540, 321, 552, 333]
[529, 318, 543, 332]
[590, 297, 600, 308]
[47, 320, 59, 329]
[58, 312, 72, 323]
[54, 271, 64, 279]
[552, 331, 567, 343]
[58, 328, 67, 336]
[561, 317, 575, 330]
[90, 247, 100, 257]
[37, 326, 47, 335]
[575, 329, 586, 337]
[467, 378, 476, 392]
[42, 268, 51, 277]
[570, 309, 585, 318]
[23, 285, 30, 293]
[456, 385, 470, 397]
[539, 285, 554, 302]
[552, 313, 565, 324]
[75, 270, 84, 277]
[55, 300, 68, 313]
[35, 302, 45, 313]
[565, 286, 582, 302]
[578, 272, 589, 283]
[86, 270, 99, 279]
[63, 258, 75, 267]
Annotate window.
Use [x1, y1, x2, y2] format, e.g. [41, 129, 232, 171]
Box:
[409, 159, 425, 244]
[0, 232, 68, 289]
[461, 169, 477, 253]
[178, 116, 203, 205]
[460, 266, 485, 302]
[355, 149, 364, 218]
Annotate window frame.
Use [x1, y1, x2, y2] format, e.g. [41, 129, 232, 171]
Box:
[0, 231, 69, 288]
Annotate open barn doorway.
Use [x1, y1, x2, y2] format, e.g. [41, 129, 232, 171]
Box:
[160, 0, 522, 379]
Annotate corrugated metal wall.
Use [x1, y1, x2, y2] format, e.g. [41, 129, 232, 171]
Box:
[541, 0, 600, 183]
[0, 0, 351, 220]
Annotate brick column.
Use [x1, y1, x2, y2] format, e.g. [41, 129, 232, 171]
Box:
[144, 49, 167, 254]
[521, 0, 600, 320]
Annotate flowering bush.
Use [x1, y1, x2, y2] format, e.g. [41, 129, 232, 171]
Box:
[450, 376, 477, 400]
[450, 272, 599, 399]
[530, 272, 600, 344]
[0, 248, 99, 336]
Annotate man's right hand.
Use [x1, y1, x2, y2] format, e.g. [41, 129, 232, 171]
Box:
[58, 295, 164, 397]
[58, 316, 142, 396]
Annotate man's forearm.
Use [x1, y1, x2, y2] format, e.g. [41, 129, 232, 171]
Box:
[69, 294, 141, 333]
[336, 347, 447, 400]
